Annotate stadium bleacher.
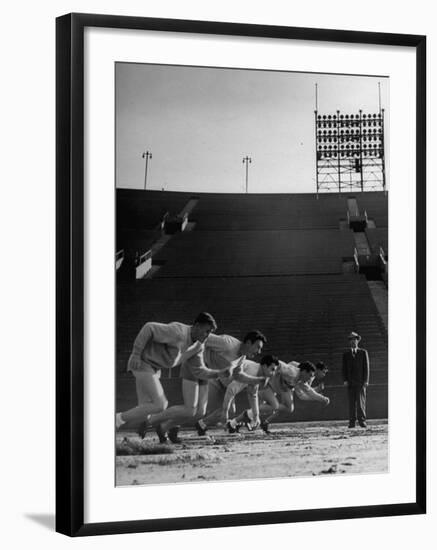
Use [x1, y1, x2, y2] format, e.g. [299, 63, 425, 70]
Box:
[153, 229, 354, 277]
[116, 189, 388, 421]
[188, 192, 349, 230]
[116, 189, 388, 230]
[116, 188, 191, 231]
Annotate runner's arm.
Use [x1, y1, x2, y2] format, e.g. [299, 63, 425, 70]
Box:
[231, 358, 265, 385]
[233, 369, 266, 386]
[178, 340, 205, 365]
[195, 367, 222, 380]
[185, 352, 223, 380]
[294, 381, 329, 404]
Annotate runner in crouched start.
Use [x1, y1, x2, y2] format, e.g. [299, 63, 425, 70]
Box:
[209, 355, 280, 433]
[115, 312, 217, 434]
[139, 342, 231, 443]
[237, 360, 330, 434]
[197, 331, 269, 436]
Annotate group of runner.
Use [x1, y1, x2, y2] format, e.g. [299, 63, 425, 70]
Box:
[115, 312, 330, 444]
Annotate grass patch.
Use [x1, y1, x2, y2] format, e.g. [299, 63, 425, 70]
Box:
[116, 438, 174, 456]
[140, 451, 223, 466]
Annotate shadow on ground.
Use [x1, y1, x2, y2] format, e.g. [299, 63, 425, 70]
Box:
[25, 514, 55, 531]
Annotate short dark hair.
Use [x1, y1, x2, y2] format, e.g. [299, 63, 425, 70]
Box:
[193, 312, 217, 331]
[315, 361, 328, 372]
[299, 361, 316, 373]
[243, 330, 267, 344]
[260, 354, 279, 367]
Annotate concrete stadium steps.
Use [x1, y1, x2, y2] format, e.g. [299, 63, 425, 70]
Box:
[355, 192, 388, 227]
[365, 228, 388, 254]
[189, 193, 349, 230]
[116, 189, 387, 231]
[116, 189, 388, 231]
[116, 375, 388, 421]
[353, 232, 371, 255]
[117, 189, 192, 230]
[116, 274, 387, 378]
[153, 230, 354, 277]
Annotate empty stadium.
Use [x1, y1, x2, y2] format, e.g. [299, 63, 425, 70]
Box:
[116, 189, 388, 423]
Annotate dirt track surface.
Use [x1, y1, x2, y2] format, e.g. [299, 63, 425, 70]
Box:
[116, 420, 388, 486]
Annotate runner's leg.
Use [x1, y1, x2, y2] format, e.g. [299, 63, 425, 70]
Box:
[202, 380, 225, 426]
[159, 379, 199, 432]
[119, 370, 168, 425]
[260, 387, 281, 423]
[195, 384, 209, 420]
[278, 390, 294, 418]
[134, 370, 153, 405]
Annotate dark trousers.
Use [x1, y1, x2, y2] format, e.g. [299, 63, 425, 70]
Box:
[347, 385, 367, 424]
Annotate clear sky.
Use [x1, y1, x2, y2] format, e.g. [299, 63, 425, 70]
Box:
[116, 63, 388, 193]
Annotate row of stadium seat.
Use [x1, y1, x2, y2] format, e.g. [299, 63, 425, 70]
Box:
[152, 229, 355, 277]
[116, 274, 387, 389]
[116, 189, 388, 232]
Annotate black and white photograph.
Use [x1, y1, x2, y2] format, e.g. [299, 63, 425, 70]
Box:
[0, 0, 431, 545]
[114, 62, 389, 486]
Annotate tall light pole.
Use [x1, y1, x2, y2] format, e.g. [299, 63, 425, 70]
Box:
[242, 156, 252, 193]
[142, 150, 152, 190]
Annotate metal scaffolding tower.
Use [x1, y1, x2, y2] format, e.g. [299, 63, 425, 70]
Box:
[314, 108, 386, 194]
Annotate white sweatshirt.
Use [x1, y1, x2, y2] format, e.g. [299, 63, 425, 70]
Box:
[127, 322, 193, 372]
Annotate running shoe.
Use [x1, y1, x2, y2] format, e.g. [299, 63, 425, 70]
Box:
[155, 424, 169, 444]
[195, 420, 208, 436]
[226, 419, 241, 434]
[242, 410, 254, 432]
[168, 427, 182, 444]
[137, 414, 151, 439]
[261, 421, 271, 434]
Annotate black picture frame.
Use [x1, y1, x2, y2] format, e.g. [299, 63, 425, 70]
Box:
[56, 12, 426, 537]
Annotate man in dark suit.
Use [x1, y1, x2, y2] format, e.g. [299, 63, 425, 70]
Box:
[342, 332, 370, 428]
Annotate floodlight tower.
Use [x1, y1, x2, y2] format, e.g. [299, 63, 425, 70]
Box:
[314, 84, 386, 194]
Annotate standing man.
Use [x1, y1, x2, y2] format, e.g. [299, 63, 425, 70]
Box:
[342, 332, 370, 428]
